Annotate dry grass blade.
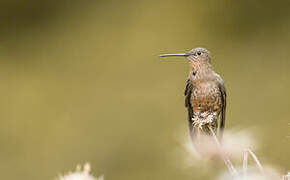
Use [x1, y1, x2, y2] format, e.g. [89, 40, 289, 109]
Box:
[243, 149, 248, 178]
[244, 148, 264, 174]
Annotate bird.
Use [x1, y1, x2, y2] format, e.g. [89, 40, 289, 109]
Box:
[160, 47, 226, 140]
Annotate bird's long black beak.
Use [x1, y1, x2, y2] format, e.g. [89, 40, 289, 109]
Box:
[159, 53, 189, 57]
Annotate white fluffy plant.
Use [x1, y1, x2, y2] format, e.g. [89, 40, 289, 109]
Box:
[184, 125, 289, 180]
[57, 163, 103, 180]
[55, 127, 289, 180]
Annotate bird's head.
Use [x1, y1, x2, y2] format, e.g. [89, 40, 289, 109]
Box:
[186, 47, 211, 63]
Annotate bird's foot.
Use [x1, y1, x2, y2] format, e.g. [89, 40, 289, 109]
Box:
[192, 112, 218, 129]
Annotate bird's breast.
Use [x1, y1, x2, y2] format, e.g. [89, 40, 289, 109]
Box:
[191, 81, 222, 113]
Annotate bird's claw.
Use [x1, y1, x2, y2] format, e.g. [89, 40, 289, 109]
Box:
[192, 111, 217, 130]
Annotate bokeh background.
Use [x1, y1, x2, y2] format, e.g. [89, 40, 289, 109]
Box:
[0, 0, 289, 179]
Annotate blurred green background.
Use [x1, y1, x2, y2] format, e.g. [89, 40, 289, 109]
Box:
[0, 0, 289, 179]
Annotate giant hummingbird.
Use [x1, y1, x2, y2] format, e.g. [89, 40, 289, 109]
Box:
[160, 47, 226, 140]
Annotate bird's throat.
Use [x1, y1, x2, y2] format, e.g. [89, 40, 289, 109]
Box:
[189, 62, 213, 81]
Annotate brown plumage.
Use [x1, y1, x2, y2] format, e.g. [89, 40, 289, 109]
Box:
[160, 47, 226, 140]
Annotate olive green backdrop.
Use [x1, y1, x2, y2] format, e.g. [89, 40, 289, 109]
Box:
[0, 0, 289, 179]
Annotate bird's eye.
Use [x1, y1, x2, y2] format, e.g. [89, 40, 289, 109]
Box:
[197, 51, 202, 56]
